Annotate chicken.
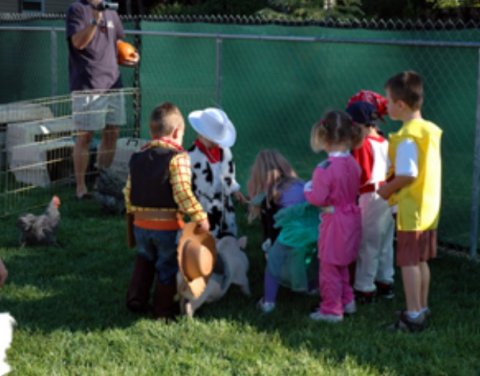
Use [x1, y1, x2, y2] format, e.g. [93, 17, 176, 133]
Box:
[93, 167, 125, 214]
[17, 196, 61, 247]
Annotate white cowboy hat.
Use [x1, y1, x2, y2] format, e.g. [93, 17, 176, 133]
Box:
[188, 108, 236, 148]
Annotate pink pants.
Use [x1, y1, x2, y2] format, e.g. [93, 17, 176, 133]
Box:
[319, 261, 354, 316]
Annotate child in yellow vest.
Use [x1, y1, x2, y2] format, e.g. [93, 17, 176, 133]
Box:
[378, 71, 442, 332]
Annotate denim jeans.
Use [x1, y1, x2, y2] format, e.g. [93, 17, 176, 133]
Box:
[134, 227, 178, 285]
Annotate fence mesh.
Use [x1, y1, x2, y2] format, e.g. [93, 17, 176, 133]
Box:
[0, 88, 138, 216]
[0, 16, 479, 250]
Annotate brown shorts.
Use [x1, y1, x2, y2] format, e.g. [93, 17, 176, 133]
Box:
[396, 230, 437, 267]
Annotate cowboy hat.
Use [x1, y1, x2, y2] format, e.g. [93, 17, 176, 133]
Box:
[177, 223, 217, 298]
[188, 108, 236, 148]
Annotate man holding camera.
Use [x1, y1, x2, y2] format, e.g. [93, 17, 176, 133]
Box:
[66, 0, 139, 200]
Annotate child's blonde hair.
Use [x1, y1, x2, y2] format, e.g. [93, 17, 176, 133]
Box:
[310, 110, 363, 152]
[247, 149, 298, 221]
[149, 102, 184, 137]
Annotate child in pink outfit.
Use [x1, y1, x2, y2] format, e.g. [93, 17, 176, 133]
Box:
[305, 110, 363, 323]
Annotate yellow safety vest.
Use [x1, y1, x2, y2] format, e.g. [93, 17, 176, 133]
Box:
[388, 118, 442, 231]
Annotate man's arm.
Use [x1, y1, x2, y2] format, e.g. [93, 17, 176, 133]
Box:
[70, 9, 102, 50]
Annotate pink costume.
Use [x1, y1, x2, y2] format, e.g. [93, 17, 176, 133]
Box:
[304, 151, 361, 317]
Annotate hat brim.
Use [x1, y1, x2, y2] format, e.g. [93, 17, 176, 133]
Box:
[188, 110, 236, 148]
[186, 277, 208, 298]
[177, 223, 217, 298]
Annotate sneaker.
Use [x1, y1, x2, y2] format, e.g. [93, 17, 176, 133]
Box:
[354, 289, 376, 304]
[309, 310, 343, 323]
[257, 299, 275, 314]
[344, 300, 357, 315]
[375, 281, 395, 299]
[421, 307, 432, 318]
[396, 308, 432, 318]
[387, 311, 427, 333]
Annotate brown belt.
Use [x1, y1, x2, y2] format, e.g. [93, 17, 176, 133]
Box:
[360, 181, 385, 194]
[133, 210, 179, 221]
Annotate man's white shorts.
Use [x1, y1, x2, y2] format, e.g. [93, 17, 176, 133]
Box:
[72, 89, 126, 131]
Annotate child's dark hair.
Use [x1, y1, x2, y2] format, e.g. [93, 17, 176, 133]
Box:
[310, 110, 363, 152]
[385, 71, 424, 111]
[149, 102, 183, 137]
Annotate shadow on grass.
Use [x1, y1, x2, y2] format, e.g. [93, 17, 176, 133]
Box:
[180, 207, 480, 375]
[1, 198, 479, 374]
[185, 251, 480, 375]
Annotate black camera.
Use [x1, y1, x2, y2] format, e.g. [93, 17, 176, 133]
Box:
[93, 0, 119, 11]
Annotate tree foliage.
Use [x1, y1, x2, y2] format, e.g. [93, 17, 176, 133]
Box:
[145, 0, 480, 19]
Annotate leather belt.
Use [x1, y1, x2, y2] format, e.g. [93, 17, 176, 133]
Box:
[133, 210, 179, 221]
[359, 181, 385, 194]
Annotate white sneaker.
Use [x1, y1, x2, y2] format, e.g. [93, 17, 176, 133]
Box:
[257, 299, 275, 314]
[344, 300, 357, 315]
[309, 310, 343, 323]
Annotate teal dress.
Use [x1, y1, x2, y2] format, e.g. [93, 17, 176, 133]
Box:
[267, 202, 320, 292]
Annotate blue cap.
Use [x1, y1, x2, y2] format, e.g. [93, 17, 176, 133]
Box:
[346, 101, 378, 125]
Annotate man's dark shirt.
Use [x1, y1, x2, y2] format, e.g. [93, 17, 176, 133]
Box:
[66, 0, 124, 91]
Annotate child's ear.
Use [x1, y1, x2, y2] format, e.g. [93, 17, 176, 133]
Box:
[172, 127, 179, 139]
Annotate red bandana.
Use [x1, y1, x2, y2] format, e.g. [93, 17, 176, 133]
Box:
[347, 90, 388, 118]
[142, 137, 184, 151]
[194, 139, 222, 163]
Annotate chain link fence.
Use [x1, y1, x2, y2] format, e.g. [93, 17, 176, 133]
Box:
[0, 15, 479, 255]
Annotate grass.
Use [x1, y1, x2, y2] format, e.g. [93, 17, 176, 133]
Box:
[1, 193, 480, 375]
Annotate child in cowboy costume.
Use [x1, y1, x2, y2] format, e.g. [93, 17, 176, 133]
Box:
[188, 108, 246, 238]
[124, 102, 209, 320]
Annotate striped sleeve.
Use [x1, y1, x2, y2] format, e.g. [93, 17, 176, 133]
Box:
[123, 174, 132, 214]
[170, 153, 207, 222]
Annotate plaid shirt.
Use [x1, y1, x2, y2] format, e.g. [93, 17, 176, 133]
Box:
[123, 138, 207, 226]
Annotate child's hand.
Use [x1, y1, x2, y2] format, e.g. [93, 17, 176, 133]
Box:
[196, 218, 210, 233]
[0, 259, 8, 287]
[233, 191, 248, 204]
[377, 184, 390, 200]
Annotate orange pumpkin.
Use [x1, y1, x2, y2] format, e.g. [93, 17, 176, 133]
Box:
[116, 40, 136, 64]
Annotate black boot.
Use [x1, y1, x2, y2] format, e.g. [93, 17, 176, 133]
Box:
[126, 255, 155, 314]
[152, 281, 179, 321]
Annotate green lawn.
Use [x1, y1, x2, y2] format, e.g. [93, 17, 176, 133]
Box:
[1, 194, 479, 375]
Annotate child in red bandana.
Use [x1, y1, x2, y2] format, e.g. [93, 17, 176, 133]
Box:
[188, 108, 246, 238]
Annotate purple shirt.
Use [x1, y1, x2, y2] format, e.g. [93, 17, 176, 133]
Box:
[279, 179, 305, 208]
[66, 0, 124, 91]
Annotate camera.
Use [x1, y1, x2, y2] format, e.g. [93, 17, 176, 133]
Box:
[93, 0, 119, 11]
